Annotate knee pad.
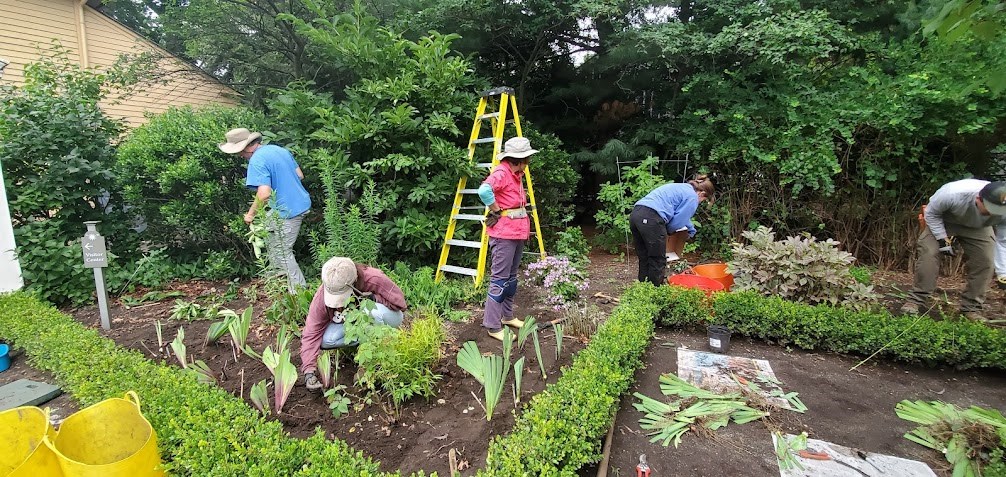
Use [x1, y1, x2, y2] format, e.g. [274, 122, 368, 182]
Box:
[488, 278, 508, 303]
[504, 276, 518, 298]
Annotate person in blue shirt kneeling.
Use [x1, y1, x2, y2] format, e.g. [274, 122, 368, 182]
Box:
[629, 174, 715, 285]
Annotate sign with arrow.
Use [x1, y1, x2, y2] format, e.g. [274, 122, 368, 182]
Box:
[81, 231, 108, 268]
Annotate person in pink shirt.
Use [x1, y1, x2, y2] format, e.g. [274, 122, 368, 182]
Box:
[300, 256, 407, 391]
[477, 137, 537, 341]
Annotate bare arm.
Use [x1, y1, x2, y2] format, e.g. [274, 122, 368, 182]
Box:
[296, 167, 305, 180]
[244, 185, 273, 223]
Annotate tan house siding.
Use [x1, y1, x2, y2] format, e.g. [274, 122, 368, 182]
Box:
[0, 0, 239, 128]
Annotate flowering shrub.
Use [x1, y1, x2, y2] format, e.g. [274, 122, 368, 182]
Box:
[525, 256, 589, 310]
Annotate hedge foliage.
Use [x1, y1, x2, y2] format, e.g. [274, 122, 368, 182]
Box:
[0, 292, 421, 477]
[480, 283, 705, 476]
[710, 292, 1006, 370]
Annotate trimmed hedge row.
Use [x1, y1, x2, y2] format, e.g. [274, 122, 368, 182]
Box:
[480, 283, 707, 476]
[710, 291, 1006, 370]
[0, 292, 417, 477]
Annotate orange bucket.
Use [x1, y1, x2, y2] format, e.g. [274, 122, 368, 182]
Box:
[667, 274, 725, 296]
[691, 263, 734, 291]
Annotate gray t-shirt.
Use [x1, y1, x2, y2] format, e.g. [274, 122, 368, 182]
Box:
[924, 178, 1006, 277]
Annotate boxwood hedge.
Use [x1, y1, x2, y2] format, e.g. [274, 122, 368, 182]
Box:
[0, 292, 419, 477]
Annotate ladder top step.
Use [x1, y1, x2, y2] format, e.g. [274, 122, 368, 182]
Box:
[461, 188, 480, 194]
[481, 86, 515, 97]
[447, 239, 483, 249]
[472, 137, 497, 144]
[440, 265, 478, 277]
[453, 213, 485, 221]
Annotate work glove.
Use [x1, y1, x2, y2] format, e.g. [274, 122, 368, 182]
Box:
[997, 276, 1006, 290]
[486, 210, 502, 228]
[937, 238, 954, 257]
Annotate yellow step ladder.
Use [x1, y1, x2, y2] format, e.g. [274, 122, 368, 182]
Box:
[435, 87, 546, 285]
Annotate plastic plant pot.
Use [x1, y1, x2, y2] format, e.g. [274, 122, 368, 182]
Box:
[0, 343, 10, 373]
[691, 263, 734, 291]
[707, 325, 732, 353]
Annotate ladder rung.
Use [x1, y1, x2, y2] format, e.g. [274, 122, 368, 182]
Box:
[453, 214, 485, 221]
[461, 188, 480, 194]
[440, 265, 478, 277]
[447, 239, 483, 249]
[458, 206, 485, 210]
[472, 137, 496, 144]
[476, 162, 493, 168]
[478, 112, 500, 120]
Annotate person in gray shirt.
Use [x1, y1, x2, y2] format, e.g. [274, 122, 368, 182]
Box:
[900, 179, 1006, 321]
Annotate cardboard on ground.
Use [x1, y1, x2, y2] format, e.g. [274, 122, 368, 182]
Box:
[773, 433, 936, 477]
[676, 348, 793, 409]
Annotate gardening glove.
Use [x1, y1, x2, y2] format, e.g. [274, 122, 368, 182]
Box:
[332, 311, 346, 324]
[485, 210, 502, 228]
[304, 372, 322, 391]
[998, 276, 1006, 290]
[937, 238, 954, 257]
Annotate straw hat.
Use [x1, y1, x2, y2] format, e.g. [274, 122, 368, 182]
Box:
[496, 137, 539, 162]
[218, 128, 262, 154]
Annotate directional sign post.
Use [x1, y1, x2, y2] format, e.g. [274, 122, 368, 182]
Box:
[82, 221, 110, 330]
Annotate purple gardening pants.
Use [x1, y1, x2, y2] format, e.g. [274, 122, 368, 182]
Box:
[483, 237, 525, 331]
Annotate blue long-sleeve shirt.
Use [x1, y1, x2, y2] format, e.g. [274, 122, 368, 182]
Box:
[635, 183, 699, 237]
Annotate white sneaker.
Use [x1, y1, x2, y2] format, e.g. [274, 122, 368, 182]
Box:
[665, 252, 680, 263]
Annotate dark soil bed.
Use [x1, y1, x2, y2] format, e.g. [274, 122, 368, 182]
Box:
[67, 276, 603, 476]
[46, 250, 1006, 475]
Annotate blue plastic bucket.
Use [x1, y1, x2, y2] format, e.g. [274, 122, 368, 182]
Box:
[0, 343, 10, 372]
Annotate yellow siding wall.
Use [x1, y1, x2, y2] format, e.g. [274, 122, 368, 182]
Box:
[0, 0, 239, 128]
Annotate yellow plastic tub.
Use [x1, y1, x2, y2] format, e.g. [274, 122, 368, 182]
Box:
[0, 406, 62, 477]
[49, 391, 163, 477]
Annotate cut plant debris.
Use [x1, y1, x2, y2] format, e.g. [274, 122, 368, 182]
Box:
[896, 400, 1006, 476]
[633, 373, 773, 447]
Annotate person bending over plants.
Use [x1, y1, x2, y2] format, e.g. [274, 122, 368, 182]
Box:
[629, 174, 715, 286]
[477, 137, 537, 342]
[300, 257, 407, 391]
[900, 179, 1006, 322]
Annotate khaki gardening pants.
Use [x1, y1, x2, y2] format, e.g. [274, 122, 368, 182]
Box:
[907, 224, 994, 312]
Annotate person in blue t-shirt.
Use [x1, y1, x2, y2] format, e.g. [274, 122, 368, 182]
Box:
[219, 128, 311, 292]
[629, 174, 715, 285]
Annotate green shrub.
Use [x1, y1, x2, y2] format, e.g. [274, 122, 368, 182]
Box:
[711, 292, 1006, 370]
[355, 313, 446, 409]
[0, 292, 425, 476]
[115, 105, 267, 257]
[481, 282, 668, 475]
[729, 226, 877, 309]
[1, 52, 143, 305]
[310, 155, 381, 268]
[849, 265, 873, 285]
[388, 263, 479, 322]
[594, 157, 667, 253]
[554, 225, 591, 270]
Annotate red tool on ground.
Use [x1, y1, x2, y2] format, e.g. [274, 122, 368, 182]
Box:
[636, 454, 651, 477]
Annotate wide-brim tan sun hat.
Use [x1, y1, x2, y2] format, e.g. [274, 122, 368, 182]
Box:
[496, 137, 539, 161]
[322, 257, 358, 308]
[218, 128, 262, 154]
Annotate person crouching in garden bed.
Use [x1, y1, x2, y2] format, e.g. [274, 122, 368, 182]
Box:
[299, 256, 407, 391]
[477, 137, 538, 342]
[629, 174, 715, 286]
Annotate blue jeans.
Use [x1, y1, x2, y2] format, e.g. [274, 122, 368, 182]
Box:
[321, 302, 404, 348]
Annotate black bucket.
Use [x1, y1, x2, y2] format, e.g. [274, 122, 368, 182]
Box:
[707, 325, 732, 353]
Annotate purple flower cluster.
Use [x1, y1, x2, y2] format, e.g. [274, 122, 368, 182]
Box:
[525, 255, 590, 310]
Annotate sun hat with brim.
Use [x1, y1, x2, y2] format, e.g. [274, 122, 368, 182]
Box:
[322, 257, 358, 308]
[218, 128, 262, 154]
[980, 181, 1006, 216]
[496, 137, 539, 162]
